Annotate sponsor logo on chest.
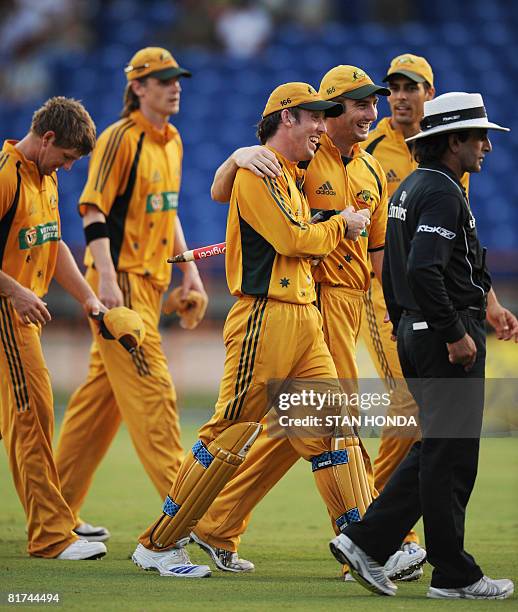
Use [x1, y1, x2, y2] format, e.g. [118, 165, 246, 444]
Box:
[146, 191, 178, 213]
[18, 222, 60, 250]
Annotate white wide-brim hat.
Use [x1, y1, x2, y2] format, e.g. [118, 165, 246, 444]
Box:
[406, 92, 510, 142]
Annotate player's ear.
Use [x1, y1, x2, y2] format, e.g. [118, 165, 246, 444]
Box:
[130, 79, 146, 98]
[448, 132, 462, 153]
[41, 131, 56, 147]
[281, 109, 294, 126]
[424, 84, 435, 101]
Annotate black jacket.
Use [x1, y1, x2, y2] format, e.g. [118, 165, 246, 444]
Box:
[382, 161, 491, 343]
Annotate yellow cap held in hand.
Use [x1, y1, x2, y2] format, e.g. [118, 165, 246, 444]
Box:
[92, 307, 145, 353]
[262, 82, 343, 118]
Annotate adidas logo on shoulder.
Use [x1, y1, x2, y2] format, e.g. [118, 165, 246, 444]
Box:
[386, 169, 399, 182]
[316, 181, 336, 196]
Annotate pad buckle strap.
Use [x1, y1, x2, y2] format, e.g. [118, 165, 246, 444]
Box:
[336, 508, 361, 532]
[192, 439, 214, 469]
[163, 495, 181, 517]
[311, 449, 349, 472]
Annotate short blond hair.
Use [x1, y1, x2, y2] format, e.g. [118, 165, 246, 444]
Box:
[31, 96, 96, 155]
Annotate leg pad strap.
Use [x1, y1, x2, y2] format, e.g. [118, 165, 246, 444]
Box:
[150, 422, 262, 548]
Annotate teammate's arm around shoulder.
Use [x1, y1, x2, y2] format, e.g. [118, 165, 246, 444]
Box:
[211, 146, 282, 202]
[234, 170, 346, 258]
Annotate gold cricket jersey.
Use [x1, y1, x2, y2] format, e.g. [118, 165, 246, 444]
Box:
[363, 117, 469, 197]
[0, 141, 60, 297]
[226, 147, 347, 304]
[80, 110, 183, 289]
[305, 134, 388, 291]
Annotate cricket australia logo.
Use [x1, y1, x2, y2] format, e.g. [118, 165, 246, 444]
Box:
[352, 70, 366, 81]
[396, 56, 415, 65]
[18, 222, 60, 250]
[356, 189, 374, 203]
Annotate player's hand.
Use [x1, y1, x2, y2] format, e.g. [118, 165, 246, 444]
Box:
[447, 333, 477, 371]
[383, 311, 397, 341]
[82, 295, 107, 319]
[341, 206, 370, 241]
[180, 263, 207, 301]
[11, 284, 51, 326]
[486, 303, 518, 342]
[98, 276, 124, 309]
[310, 255, 324, 266]
[232, 146, 282, 178]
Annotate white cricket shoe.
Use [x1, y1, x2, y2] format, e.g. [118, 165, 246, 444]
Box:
[190, 531, 254, 572]
[385, 543, 427, 581]
[56, 539, 107, 560]
[330, 534, 397, 596]
[427, 576, 514, 600]
[397, 542, 424, 581]
[343, 571, 356, 582]
[132, 543, 211, 578]
[73, 522, 111, 543]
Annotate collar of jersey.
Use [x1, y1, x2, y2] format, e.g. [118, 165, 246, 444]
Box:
[3, 139, 48, 182]
[320, 133, 363, 159]
[418, 161, 465, 192]
[265, 145, 299, 172]
[377, 117, 408, 145]
[130, 110, 178, 144]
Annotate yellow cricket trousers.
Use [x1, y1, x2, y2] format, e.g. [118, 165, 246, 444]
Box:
[140, 296, 352, 549]
[360, 277, 420, 544]
[193, 285, 375, 552]
[0, 297, 78, 557]
[55, 268, 183, 523]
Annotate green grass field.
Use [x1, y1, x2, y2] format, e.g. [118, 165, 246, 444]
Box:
[1, 409, 517, 611]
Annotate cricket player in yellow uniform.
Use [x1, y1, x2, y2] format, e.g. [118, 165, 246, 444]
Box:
[189, 66, 426, 582]
[0, 97, 107, 559]
[55, 47, 207, 541]
[361, 56, 517, 557]
[131, 82, 386, 578]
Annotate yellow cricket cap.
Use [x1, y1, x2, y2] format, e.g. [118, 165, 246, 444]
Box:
[124, 47, 191, 81]
[320, 65, 390, 100]
[384, 54, 434, 87]
[262, 82, 343, 118]
[94, 307, 146, 353]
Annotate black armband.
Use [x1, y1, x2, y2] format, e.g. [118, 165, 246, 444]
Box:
[84, 222, 109, 244]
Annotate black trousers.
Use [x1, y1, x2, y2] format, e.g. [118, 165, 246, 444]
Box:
[344, 312, 486, 588]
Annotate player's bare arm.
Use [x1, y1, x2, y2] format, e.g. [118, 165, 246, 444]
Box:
[172, 217, 207, 299]
[53, 240, 106, 317]
[0, 270, 51, 325]
[211, 145, 282, 202]
[82, 205, 123, 308]
[369, 249, 384, 284]
[486, 287, 518, 342]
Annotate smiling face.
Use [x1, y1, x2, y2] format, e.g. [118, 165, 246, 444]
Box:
[457, 129, 492, 173]
[325, 94, 378, 154]
[288, 108, 327, 161]
[132, 76, 182, 121]
[37, 132, 82, 175]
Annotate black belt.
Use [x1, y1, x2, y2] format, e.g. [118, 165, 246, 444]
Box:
[403, 306, 486, 321]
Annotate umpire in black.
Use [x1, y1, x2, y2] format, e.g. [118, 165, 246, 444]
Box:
[329, 92, 515, 600]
